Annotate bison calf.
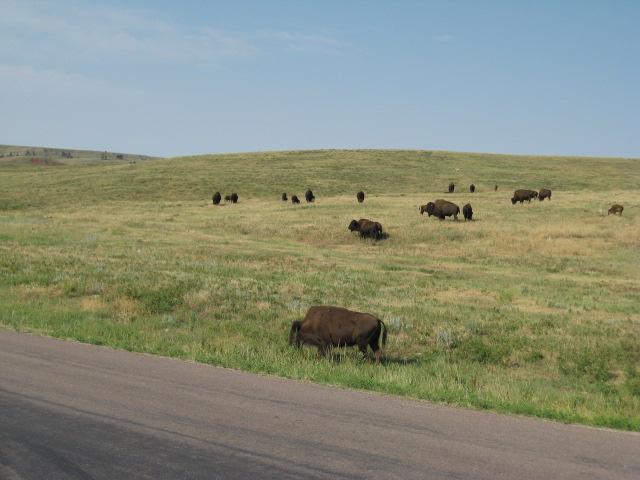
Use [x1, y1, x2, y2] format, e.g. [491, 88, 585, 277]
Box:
[224, 194, 231, 203]
[357, 191, 365, 203]
[463, 203, 473, 221]
[291, 195, 300, 204]
[538, 188, 552, 201]
[608, 204, 623, 216]
[289, 306, 388, 363]
[348, 218, 384, 239]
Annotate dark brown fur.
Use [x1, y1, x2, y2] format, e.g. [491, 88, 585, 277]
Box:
[425, 199, 460, 220]
[230, 193, 238, 203]
[305, 189, 315, 203]
[448, 182, 455, 193]
[469, 184, 475, 193]
[289, 305, 387, 363]
[463, 203, 473, 221]
[292, 195, 300, 204]
[511, 189, 538, 204]
[212, 192, 221, 205]
[357, 191, 365, 203]
[348, 218, 383, 239]
[608, 204, 623, 215]
[281, 192, 287, 201]
[538, 189, 552, 201]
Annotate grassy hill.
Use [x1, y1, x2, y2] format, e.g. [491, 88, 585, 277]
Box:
[1, 149, 639, 430]
[0, 144, 160, 167]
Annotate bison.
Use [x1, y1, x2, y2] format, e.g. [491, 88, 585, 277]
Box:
[608, 204, 623, 216]
[494, 185, 498, 191]
[224, 194, 231, 203]
[282, 192, 287, 201]
[538, 188, 552, 201]
[348, 218, 383, 239]
[357, 191, 365, 203]
[463, 203, 473, 221]
[448, 182, 455, 193]
[212, 192, 221, 205]
[291, 195, 300, 204]
[470, 184, 475, 193]
[511, 189, 538, 204]
[230, 193, 238, 204]
[305, 189, 315, 203]
[424, 199, 460, 220]
[289, 306, 388, 363]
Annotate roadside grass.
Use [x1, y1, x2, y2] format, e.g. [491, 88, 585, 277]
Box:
[1, 149, 639, 430]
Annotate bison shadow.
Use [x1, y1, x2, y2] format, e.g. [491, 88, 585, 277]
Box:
[321, 349, 420, 365]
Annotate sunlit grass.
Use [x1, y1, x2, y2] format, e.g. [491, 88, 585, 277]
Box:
[1, 149, 639, 430]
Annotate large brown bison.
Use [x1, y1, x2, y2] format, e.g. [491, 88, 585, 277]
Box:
[424, 199, 460, 220]
[230, 193, 239, 203]
[469, 184, 475, 193]
[212, 192, 221, 205]
[608, 204, 623, 216]
[448, 182, 455, 193]
[463, 203, 473, 221]
[292, 195, 300, 204]
[538, 188, 552, 201]
[511, 189, 538, 204]
[281, 192, 287, 201]
[289, 306, 388, 362]
[305, 189, 315, 203]
[357, 191, 365, 203]
[348, 218, 383, 239]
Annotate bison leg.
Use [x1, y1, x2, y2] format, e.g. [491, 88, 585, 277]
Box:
[358, 341, 369, 359]
[316, 345, 329, 358]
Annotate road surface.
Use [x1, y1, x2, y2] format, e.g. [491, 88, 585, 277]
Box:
[1, 329, 638, 479]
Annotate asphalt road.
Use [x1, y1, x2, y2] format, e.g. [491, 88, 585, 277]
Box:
[1, 330, 638, 479]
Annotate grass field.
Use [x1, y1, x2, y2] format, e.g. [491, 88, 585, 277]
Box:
[1, 149, 639, 430]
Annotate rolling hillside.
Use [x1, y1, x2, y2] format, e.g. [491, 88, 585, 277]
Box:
[1, 149, 639, 430]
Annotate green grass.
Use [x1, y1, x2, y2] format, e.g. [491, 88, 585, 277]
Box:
[1, 148, 639, 430]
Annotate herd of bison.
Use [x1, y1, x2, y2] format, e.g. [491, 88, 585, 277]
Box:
[210, 183, 625, 362]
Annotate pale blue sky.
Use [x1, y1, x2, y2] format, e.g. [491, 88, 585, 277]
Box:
[1, 0, 638, 157]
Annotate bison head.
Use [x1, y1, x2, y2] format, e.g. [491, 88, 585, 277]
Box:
[425, 202, 436, 216]
[348, 219, 360, 232]
[511, 197, 517, 205]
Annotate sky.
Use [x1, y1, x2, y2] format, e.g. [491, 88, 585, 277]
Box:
[1, 0, 638, 158]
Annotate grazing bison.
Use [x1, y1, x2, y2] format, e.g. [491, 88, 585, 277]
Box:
[291, 195, 300, 204]
[230, 193, 239, 203]
[281, 192, 287, 202]
[289, 306, 388, 363]
[357, 191, 365, 203]
[424, 199, 460, 220]
[470, 184, 476, 193]
[608, 204, 623, 216]
[224, 194, 231, 203]
[511, 189, 538, 204]
[448, 182, 455, 193]
[305, 189, 315, 203]
[538, 188, 552, 201]
[463, 203, 473, 221]
[348, 218, 383, 239]
[212, 192, 221, 205]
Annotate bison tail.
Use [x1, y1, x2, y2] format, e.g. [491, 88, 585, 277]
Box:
[379, 319, 388, 349]
[288, 321, 301, 347]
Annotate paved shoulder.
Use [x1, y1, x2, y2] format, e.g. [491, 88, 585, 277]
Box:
[1, 329, 638, 479]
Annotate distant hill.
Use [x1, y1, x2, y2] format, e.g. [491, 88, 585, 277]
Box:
[0, 144, 162, 166]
